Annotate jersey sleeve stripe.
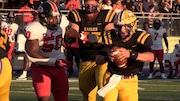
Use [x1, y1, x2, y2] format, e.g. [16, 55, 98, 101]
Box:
[72, 10, 81, 22]
[0, 30, 8, 50]
[105, 10, 115, 22]
[103, 30, 112, 45]
[137, 32, 150, 44]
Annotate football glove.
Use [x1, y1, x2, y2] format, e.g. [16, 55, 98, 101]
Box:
[80, 32, 88, 43]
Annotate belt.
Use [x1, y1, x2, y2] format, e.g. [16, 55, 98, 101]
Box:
[81, 59, 95, 62]
[121, 74, 135, 79]
[110, 73, 135, 79]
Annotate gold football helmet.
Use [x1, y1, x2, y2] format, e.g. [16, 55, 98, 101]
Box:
[114, 10, 137, 35]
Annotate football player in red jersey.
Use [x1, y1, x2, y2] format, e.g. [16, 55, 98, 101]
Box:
[24, 1, 71, 101]
[95, 10, 154, 101]
[1, 11, 19, 62]
[65, 0, 116, 100]
[168, 40, 180, 78]
[0, 20, 12, 101]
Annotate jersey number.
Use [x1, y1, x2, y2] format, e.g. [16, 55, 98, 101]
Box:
[3, 27, 13, 35]
[154, 32, 159, 40]
[42, 33, 62, 52]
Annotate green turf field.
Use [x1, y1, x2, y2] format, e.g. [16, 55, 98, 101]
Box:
[10, 77, 180, 101]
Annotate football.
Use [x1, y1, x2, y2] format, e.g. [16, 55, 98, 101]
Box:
[112, 46, 127, 69]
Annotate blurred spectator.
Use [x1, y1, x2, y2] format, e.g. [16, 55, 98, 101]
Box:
[52, 0, 60, 7]
[158, 0, 166, 13]
[102, 0, 112, 10]
[143, 0, 153, 12]
[112, 0, 124, 13]
[111, 0, 117, 5]
[135, 0, 144, 17]
[0, 0, 8, 9]
[173, 0, 180, 14]
[65, 0, 81, 10]
[60, 2, 66, 9]
[14, 0, 24, 9]
[172, 0, 180, 36]
[18, 0, 34, 30]
[147, 4, 159, 27]
[122, 0, 135, 11]
[152, 0, 158, 11]
[33, 0, 41, 10]
[160, 0, 172, 36]
[162, 0, 172, 13]
[7, 0, 15, 9]
[28, 0, 34, 9]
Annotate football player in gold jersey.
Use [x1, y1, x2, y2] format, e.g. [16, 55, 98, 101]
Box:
[65, 0, 116, 100]
[96, 10, 154, 101]
[0, 21, 11, 101]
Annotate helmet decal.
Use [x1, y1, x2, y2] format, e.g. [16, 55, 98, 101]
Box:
[38, 6, 44, 13]
[48, 1, 58, 13]
[114, 10, 137, 39]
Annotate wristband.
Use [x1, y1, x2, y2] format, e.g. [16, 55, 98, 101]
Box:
[130, 51, 138, 60]
[48, 58, 57, 65]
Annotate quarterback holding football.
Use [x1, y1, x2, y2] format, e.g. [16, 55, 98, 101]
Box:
[96, 10, 154, 101]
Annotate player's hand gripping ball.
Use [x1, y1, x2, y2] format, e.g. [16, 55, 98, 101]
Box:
[112, 46, 127, 69]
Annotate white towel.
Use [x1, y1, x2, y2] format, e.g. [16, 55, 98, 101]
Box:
[97, 74, 122, 97]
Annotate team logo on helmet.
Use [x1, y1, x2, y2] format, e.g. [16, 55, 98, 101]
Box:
[38, 6, 44, 13]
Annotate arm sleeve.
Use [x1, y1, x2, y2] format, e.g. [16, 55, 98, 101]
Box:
[26, 53, 56, 66]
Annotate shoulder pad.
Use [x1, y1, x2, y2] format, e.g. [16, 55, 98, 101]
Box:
[69, 10, 81, 22]
[137, 31, 151, 45]
[105, 10, 116, 22]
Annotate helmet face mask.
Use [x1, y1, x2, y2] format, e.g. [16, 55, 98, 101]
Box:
[114, 10, 137, 40]
[114, 24, 131, 39]
[83, 0, 99, 14]
[84, 4, 99, 14]
[46, 16, 61, 30]
[38, 1, 61, 30]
